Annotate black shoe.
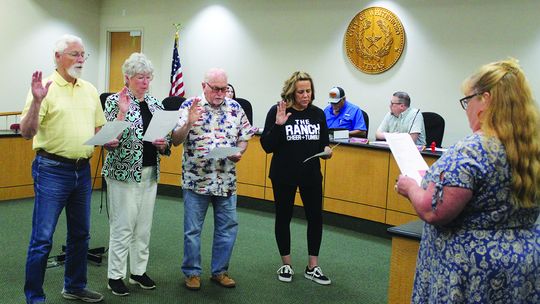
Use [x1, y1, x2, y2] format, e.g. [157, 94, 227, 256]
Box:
[276, 264, 294, 282]
[62, 288, 105, 302]
[304, 266, 331, 285]
[107, 278, 129, 296]
[129, 273, 156, 290]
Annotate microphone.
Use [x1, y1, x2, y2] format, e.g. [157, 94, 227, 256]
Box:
[408, 109, 420, 134]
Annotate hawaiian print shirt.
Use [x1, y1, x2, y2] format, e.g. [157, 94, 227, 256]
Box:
[177, 96, 255, 196]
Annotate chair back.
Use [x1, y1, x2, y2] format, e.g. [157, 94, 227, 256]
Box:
[99, 92, 114, 109]
[422, 112, 445, 147]
[235, 98, 253, 125]
[162, 96, 186, 110]
[361, 109, 369, 138]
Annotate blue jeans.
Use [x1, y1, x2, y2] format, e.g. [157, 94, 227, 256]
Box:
[181, 189, 238, 277]
[24, 155, 92, 304]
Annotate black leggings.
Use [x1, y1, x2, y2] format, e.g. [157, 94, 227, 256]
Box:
[271, 181, 323, 256]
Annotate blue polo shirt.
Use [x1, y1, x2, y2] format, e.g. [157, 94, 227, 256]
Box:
[324, 100, 367, 131]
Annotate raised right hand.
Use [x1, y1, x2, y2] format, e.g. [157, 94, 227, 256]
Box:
[275, 100, 291, 125]
[31, 71, 52, 103]
[118, 87, 130, 114]
[188, 97, 203, 125]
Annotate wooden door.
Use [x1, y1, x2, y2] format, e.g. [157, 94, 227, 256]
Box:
[108, 32, 142, 92]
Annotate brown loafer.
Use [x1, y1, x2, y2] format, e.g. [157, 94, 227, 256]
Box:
[210, 272, 236, 288]
[185, 275, 201, 290]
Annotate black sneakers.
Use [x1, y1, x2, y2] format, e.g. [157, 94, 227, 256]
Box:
[107, 278, 129, 296]
[129, 273, 156, 290]
[304, 266, 331, 285]
[62, 288, 104, 302]
[277, 264, 294, 282]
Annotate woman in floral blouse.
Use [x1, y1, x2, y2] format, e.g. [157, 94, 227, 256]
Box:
[396, 58, 540, 303]
[101, 53, 171, 296]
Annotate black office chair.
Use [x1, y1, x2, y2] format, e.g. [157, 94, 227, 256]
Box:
[361, 109, 369, 138]
[235, 98, 253, 125]
[99, 92, 113, 110]
[162, 96, 186, 110]
[422, 112, 445, 147]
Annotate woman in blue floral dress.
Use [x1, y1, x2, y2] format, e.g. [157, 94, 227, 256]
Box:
[396, 58, 540, 303]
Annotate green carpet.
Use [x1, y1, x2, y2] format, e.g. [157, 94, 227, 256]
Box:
[0, 192, 390, 303]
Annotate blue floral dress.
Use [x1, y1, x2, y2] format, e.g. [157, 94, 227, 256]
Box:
[412, 133, 540, 303]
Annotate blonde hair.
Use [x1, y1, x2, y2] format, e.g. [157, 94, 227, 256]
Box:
[463, 58, 540, 208]
[280, 71, 315, 108]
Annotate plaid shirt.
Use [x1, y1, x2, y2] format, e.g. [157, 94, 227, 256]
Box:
[177, 96, 254, 196]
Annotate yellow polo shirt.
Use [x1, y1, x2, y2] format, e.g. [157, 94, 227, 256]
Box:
[21, 71, 106, 159]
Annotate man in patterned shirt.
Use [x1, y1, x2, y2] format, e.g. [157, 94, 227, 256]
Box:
[171, 68, 254, 291]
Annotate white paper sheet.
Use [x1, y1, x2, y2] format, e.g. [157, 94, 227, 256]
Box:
[142, 110, 180, 142]
[384, 133, 429, 185]
[84, 120, 131, 146]
[333, 130, 349, 139]
[205, 147, 243, 159]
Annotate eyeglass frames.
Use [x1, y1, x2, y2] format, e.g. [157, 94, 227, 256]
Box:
[63, 51, 90, 61]
[459, 92, 483, 110]
[205, 82, 228, 93]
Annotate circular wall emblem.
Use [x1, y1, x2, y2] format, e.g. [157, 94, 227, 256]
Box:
[345, 7, 406, 74]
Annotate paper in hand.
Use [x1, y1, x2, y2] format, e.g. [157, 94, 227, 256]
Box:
[303, 143, 340, 163]
[205, 147, 243, 159]
[384, 133, 429, 185]
[142, 110, 180, 142]
[84, 120, 131, 146]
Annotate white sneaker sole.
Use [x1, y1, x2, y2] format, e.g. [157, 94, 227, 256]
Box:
[304, 273, 331, 285]
[128, 278, 156, 290]
[62, 292, 105, 302]
[107, 284, 130, 296]
[278, 275, 293, 282]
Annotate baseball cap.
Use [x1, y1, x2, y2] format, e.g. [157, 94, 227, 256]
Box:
[328, 87, 345, 104]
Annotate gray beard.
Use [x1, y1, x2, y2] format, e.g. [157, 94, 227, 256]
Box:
[67, 66, 82, 79]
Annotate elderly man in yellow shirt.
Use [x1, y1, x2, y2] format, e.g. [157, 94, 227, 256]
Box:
[20, 34, 106, 304]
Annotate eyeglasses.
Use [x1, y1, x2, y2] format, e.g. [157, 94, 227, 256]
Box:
[390, 102, 402, 105]
[205, 82, 228, 93]
[459, 92, 482, 110]
[64, 51, 90, 61]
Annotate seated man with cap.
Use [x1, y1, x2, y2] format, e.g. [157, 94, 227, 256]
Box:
[323, 86, 367, 138]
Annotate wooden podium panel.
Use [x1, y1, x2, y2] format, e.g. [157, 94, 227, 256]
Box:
[324, 197, 386, 223]
[236, 137, 267, 189]
[386, 155, 438, 216]
[324, 145, 389, 208]
[158, 145, 183, 186]
[387, 236, 420, 304]
[386, 209, 418, 226]
[0, 137, 103, 201]
[0, 137, 33, 188]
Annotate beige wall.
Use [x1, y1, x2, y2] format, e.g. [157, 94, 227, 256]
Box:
[0, 0, 101, 112]
[3, 0, 540, 147]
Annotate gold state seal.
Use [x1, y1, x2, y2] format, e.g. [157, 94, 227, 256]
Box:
[345, 7, 405, 74]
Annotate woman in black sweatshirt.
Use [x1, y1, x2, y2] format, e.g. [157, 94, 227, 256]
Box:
[260, 71, 332, 285]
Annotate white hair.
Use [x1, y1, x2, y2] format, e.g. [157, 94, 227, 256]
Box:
[53, 34, 84, 67]
[122, 53, 154, 79]
[204, 68, 227, 83]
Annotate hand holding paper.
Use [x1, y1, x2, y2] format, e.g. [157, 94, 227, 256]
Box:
[384, 133, 429, 185]
[303, 143, 340, 163]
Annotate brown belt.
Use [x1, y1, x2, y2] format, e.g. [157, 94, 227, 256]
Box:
[36, 150, 90, 169]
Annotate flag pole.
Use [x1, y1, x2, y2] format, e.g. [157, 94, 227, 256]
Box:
[169, 23, 185, 97]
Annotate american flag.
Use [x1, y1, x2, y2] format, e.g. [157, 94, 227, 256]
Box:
[169, 32, 185, 97]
